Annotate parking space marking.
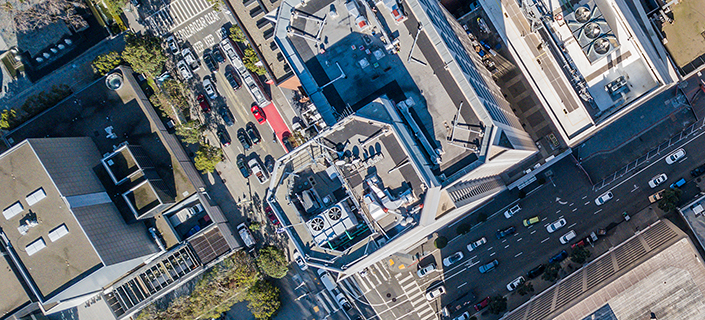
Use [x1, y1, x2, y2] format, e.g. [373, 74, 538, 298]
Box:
[458, 282, 467, 289]
[515, 252, 523, 257]
[531, 230, 537, 234]
[490, 252, 496, 256]
[572, 208, 578, 212]
[567, 223, 576, 229]
[541, 237, 550, 243]
[504, 245, 510, 249]
[516, 238, 522, 242]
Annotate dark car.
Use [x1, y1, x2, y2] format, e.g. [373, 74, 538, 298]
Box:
[496, 226, 516, 239]
[264, 155, 275, 173]
[217, 128, 231, 147]
[197, 94, 211, 113]
[212, 45, 225, 63]
[224, 66, 241, 89]
[282, 131, 294, 152]
[548, 250, 568, 264]
[203, 50, 218, 73]
[527, 264, 545, 279]
[265, 206, 280, 226]
[237, 128, 251, 151]
[474, 297, 490, 311]
[219, 107, 234, 126]
[571, 237, 590, 249]
[692, 164, 705, 177]
[236, 155, 250, 178]
[246, 122, 261, 144]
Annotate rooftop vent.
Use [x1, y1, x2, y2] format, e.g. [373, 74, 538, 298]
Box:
[3, 202, 24, 220]
[26, 238, 46, 256]
[26, 188, 47, 206]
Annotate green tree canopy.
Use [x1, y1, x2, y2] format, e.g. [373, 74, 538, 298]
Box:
[229, 25, 247, 43]
[122, 33, 166, 76]
[256, 246, 289, 279]
[175, 120, 204, 144]
[542, 262, 561, 282]
[247, 279, 281, 320]
[243, 47, 266, 75]
[194, 144, 223, 173]
[488, 295, 507, 314]
[0, 109, 17, 130]
[570, 246, 592, 264]
[92, 51, 123, 76]
[658, 188, 682, 213]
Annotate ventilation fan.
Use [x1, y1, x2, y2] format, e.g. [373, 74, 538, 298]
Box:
[584, 22, 601, 39]
[327, 206, 342, 221]
[309, 217, 325, 231]
[575, 6, 591, 23]
[593, 38, 611, 54]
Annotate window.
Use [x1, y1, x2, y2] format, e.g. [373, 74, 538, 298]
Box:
[26, 238, 46, 256]
[3, 201, 23, 220]
[26, 188, 47, 206]
[48, 224, 69, 242]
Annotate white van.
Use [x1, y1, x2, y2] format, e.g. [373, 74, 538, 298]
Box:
[237, 223, 256, 249]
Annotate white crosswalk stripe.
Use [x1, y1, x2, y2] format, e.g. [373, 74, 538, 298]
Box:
[144, 0, 214, 35]
[394, 272, 438, 320]
[354, 274, 371, 292]
[340, 278, 361, 298]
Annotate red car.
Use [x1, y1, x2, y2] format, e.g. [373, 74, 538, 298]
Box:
[474, 297, 490, 311]
[265, 206, 279, 225]
[251, 105, 266, 124]
[197, 94, 211, 113]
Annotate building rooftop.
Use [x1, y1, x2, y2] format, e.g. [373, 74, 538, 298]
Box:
[0, 254, 31, 318]
[502, 220, 705, 320]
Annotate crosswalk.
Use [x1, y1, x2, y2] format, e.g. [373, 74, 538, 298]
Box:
[395, 273, 438, 320]
[315, 290, 338, 314]
[353, 260, 391, 292]
[145, 0, 216, 35]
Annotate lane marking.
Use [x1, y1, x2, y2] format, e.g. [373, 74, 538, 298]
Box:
[556, 210, 561, 214]
[531, 230, 537, 234]
[515, 252, 523, 257]
[458, 282, 467, 289]
[572, 208, 578, 212]
[504, 245, 509, 249]
[541, 217, 548, 221]
[490, 252, 496, 256]
[541, 237, 550, 243]
[584, 202, 590, 206]
[559, 215, 564, 219]
[582, 195, 587, 199]
[487, 247, 493, 251]
[568, 223, 576, 229]
[516, 238, 523, 242]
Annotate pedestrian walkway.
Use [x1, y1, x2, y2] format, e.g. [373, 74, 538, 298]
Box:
[262, 101, 292, 149]
[395, 273, 438, 320]
[144, 0, 213, 35]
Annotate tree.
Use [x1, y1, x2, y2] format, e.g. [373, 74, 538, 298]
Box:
[92, 51, 123, 75]
[205, 0, 220, 11]
[570, 246, 592, 264]
[230, 25, 247, 43]
[175, 120, 204, 144]
[247, 280, 281, 320]
[249, 221, 261, 232]
[517, 281, 534, 296]
[542, 262, 561, 282]
[434, 236, 448, 249]
[256, 246, 289, 279]
[243, 47, 266, 75]
[122, 33, 166, 76]
[162, 79, 189, 111]
[0, 109, 17, 130]
[194, 144, 223, 173]
[658, 188, 682, 213]
[488, 295, 507, 314]
[456, 223, 471, 235]
[475, 212, 487, 224]
[13, 0, 87, 31]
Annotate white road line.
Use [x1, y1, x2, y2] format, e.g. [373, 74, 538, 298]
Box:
[568, 223, 576, 229]
[531, 230, 537, 234]
[502, 239, 507, 243]
[584, 202, 590, 205]
[559, 215, 564, 219]
[490, 252, 496, 256]
[515, 252, 523, 257]
[504, 245, 509, 248]
[541, 217, 548, 221]
[458, 282, 467, 288]
[516, 238, 523, 242]
[541, 237, 550, 243]
[487, 246, 493, 251]
[356, 275, 370, 292]
[616, 198, 620, 202]
[582, 195, 587, 199]
[572, 208, 578, 212]
[407, 290, 423, 302]
[556, 210, 561, 213]
[569, 203, 574, 206]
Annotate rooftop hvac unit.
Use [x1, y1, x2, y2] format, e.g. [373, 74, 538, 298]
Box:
[565, 2, 619, 63]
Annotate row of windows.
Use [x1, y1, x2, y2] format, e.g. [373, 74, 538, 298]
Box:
[26, 224, 69, 256]
[3, 188, 47, 220]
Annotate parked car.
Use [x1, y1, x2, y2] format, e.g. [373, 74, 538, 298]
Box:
[203, 49, 218, 73]
[546, 218, 566, 233]
[217, 128, 230, 147]
[182, 48, 200, 71]
[666, 148, 686, 164]
[203, 78, 218, 100]
[479, 260, 499, 273]
[443, 252, 464, 267]
[292, 250, 307, 270]
[548, 250, 568, 264]
[496, 226, 516, 239]
[474, 297, 490, 311]
[166, 35, 179, 54]
[246, 122, 261, 144]
[219, 107, 234, 126]
[197, 94, 211, 113]
[212, 45, 225, 63]
[417, 263, 436, 278]
[219, 26, 229, 39]
[237, 128, 251, 150]
[251, 105, 266, 124]
[236, 155, 250, 178]
[648, 189, 665, 203]
[248, 158, 269, 184]
[527, 264, 545, 279]
[466, 237, 487, 252]
[224, 66, 241, 89]
[176, 60, 192, 79]
[282, 131, 294, 152]
[264, 206, 279, 225]
[560, 230, 576, 244]
[522, 216, 539, 227]
[594, 191, 613, 206]
[453, 312, 470, 320]
[691, 164, 705, 177]
[506, 276, 525, 291]
[264, 155, 275, 173]
[425, 286, 446, 300]
[648, 173, 668, 188]
[670, 178, 686, 189]
[504, 204, 521, 218]
[571, 237, 589, 249]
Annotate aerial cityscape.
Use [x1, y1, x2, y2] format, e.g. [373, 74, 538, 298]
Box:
[0, 0, 704, 318]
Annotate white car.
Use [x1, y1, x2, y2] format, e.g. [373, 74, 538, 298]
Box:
[182, 48, 200, 71]
[666, 148, 686, 164]
[594, 191, 613, 206]
[506, 276, 525, 291]
[504, 204, 521, 219]
[248, 159, 269, 184]
[648, 173, 667, 188]
[176, 60, 192, 80]
[466, 237, 487, 252]
[425, 286, 446, 300]
[292, 250, 307, 271]
[166, 35, 179, 54]
[560, 230, 577, 244]
[443, 252, 464, 267]
[417, 263, 436, 278]
[203, 78, 218, 100]
[546, 218, 566, 233]
[453, 312, 470, 320]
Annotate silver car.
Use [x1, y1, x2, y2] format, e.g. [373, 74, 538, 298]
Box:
[546, 218, 566, 233]
[417, 263, 436, 278]
[202, 78, 218, 100]
[466, 237, 487, 252]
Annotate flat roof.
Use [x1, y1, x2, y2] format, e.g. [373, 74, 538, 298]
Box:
[279, 0, 487, 178]
[0, 141, 102, 299]
[0, 257, 31, 318]
[502, 220, 705, 320]
[658, 0, 705, 73]
[103, 147, 140, 184]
